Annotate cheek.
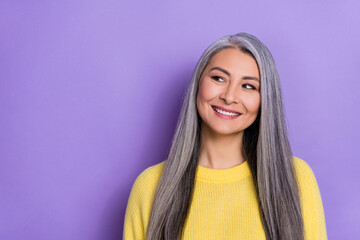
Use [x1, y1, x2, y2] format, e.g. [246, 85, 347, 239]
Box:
[197, 80, 208, 108]
[197, 81, 207, 100]
[197, 80, 215, 118]
[245, 94, 261, 113]
[197, 79, 218, 102]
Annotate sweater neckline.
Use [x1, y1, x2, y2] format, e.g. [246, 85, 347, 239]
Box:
[195, 161, 251, 182]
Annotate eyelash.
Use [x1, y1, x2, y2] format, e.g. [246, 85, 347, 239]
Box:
[211, 76, 257, 90]
[243, 84, 256, 90]
[211, 76, 225, 82]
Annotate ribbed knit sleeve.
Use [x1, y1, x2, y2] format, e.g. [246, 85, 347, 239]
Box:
[123, 162, 165, 240]
[293, 157, 327, 240]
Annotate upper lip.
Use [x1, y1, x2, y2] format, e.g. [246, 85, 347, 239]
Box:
[212, 105, 241, 114]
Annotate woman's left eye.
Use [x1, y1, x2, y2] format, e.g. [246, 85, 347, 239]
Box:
[211, 76, 225, 82]
[243, 84, 256, 90]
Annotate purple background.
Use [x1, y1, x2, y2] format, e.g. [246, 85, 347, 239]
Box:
[1, 1, 359, 239]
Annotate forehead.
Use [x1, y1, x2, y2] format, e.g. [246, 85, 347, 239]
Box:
[206, 48, 260, 78]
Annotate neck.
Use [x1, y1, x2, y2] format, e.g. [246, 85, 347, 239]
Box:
[198, 122, 246, 169]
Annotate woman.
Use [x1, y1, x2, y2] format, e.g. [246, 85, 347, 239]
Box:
[123, 33, 327, 240]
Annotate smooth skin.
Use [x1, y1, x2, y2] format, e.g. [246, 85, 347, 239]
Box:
[196, 48, 261, 169]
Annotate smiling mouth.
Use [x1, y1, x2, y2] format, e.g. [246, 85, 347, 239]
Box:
[212, 106, 241, 117]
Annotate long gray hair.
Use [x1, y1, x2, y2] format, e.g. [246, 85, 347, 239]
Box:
[146, 33, 304, 240]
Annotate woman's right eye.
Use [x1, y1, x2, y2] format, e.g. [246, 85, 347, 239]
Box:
[211, 76, 225, 82]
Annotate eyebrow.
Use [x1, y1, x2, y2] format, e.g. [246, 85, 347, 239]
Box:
[208, 66, 260, 82]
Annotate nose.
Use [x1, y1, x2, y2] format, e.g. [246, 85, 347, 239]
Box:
[220, 83, 240, 104]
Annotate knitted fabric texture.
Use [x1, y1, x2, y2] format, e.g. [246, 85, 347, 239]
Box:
[123, 156, 327, 239]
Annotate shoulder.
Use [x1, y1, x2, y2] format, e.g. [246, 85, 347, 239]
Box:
[132, 161, 166, 192]
[292, 156, 315, 176]
[292, 156, 318, 190]
[128, 161, 166, 205]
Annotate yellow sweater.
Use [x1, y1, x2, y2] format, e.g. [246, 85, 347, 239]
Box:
[123, 156, 327, 239]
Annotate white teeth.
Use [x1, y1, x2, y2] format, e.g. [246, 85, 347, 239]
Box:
[213, 107, 240, 117]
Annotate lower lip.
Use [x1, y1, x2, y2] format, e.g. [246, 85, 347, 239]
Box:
[212, 107, 241, 119]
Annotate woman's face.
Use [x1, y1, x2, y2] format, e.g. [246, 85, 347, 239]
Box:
[196, 48, 261, 136]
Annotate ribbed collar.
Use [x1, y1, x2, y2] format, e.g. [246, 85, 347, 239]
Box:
[195, 161, 251, 182]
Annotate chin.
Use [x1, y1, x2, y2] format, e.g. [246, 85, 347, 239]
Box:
[212, 127, 243, 136]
